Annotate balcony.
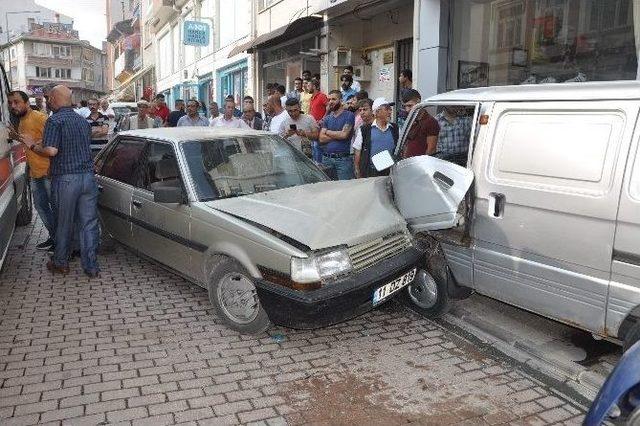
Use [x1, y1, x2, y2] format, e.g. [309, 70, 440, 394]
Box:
[148, 0, 178, 33]
[114, 49, 138, 82]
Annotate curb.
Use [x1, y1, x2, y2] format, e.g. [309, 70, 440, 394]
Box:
[442, 307, 604, 401]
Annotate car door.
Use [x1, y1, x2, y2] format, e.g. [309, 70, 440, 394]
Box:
[471, 100, 638, 334]
[0, 65, 15, 268]
[130, 140, 194, 278]
[95, 137, 147, 247]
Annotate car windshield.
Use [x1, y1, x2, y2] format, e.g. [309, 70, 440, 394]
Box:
[182, 135, 328, 201]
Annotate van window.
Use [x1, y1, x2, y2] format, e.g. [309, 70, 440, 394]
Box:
[489, 110, 625, 195]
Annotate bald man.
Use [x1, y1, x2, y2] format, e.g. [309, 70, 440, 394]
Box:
[266, 94, 289, 133]
[21, 85, 100, 278]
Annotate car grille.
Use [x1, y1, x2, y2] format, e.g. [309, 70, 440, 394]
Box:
[348, 232, 413, 272]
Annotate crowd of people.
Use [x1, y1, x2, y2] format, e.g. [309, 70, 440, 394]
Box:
[7, 67, 471, 277]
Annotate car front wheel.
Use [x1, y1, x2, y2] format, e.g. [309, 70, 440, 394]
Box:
[401, 268, 450, 319]
[15, 177, 32, 226]
[208, 258, 271, 334]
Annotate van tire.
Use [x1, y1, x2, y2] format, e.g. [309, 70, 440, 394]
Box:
[401, 267, 450, 319]
[208, 258, 271, 334]
[623, 323, 640, 352]
[15, 178, 32, 226]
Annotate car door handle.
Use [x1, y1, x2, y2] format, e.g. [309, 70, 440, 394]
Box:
[488, 192, 505, 218]
[132, 200, 142, 208]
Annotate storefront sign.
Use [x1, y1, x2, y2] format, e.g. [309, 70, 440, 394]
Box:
[183, 21, 210, 47]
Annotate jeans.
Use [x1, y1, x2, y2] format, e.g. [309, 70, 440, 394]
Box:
[312, 141, 323, 164]
[51, 172, 100, 273]
[321, 155, 354, 180]
[30, 177, 54, 239]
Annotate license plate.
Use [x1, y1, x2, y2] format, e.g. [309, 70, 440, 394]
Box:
[372, 268, 417, 306]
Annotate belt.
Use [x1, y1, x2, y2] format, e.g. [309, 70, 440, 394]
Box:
[322, 152, 352, 158]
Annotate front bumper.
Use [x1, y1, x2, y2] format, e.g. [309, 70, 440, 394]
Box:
[254, 247, 424, 329]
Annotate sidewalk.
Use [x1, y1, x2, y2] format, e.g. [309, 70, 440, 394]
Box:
[0, 219, 590, 425]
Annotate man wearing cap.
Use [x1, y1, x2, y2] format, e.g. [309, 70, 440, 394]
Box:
[353, 97, 399, 178]
[119, 100, 158, 130]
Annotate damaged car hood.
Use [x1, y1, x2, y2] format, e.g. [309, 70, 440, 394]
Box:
[205, 178, 407, 251]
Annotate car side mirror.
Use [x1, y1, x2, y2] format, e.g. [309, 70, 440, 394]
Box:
[153, 186, 185, 204]
[372, 150, 395, 172]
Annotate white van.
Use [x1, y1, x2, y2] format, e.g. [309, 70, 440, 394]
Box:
[396, 81, 640, 351]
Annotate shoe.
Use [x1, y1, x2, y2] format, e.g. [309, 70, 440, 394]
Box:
[46, 261, 70, 275]
[70, 250, 81, 259]
[84, 270, 100, 279]
[36, 239, 54, 251]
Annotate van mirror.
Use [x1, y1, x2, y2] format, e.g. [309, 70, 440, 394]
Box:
[153, 186, 184, 204]
[371, 150, 395, 172]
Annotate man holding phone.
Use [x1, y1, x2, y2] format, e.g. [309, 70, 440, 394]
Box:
[278, 98, 318, 157]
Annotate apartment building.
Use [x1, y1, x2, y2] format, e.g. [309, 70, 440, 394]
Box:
[1, 19, 107, 103]
[149, 0, 252, 110]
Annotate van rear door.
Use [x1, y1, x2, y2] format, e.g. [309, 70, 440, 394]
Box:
[0, 62, 16, 269]
[608, 120, 640, 339]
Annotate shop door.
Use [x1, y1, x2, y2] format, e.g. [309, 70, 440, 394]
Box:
[395, 38, 413, 120]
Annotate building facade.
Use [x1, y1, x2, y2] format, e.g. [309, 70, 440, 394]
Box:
[151, 0, 253, 112]
[0, 20, 107, 103]
[0, 0, 72, 45]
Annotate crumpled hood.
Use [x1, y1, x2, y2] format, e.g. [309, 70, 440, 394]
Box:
[205, 178, 407, 251]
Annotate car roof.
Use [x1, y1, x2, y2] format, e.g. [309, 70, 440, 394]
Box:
[118, 127, 273, 143]
[426, 81, 640, 103]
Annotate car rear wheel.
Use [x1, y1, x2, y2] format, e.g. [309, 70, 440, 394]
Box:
[208, 258, 271, 334]
[15, 178, 32, 226]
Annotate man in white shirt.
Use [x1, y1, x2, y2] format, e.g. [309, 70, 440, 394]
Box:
[210, 99, 250, 129]
[266, 94, 289, 134]
[74, 100, 90, 118]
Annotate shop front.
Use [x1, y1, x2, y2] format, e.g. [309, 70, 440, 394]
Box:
[448, 0, 638, 90]
[217, 60, 249, 107]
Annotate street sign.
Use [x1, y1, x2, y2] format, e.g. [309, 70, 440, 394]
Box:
[183, 20, 210, 47]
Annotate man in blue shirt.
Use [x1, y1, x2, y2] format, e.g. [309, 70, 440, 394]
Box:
[23, 85, 100, 277]
[319, 90, 355, 180]
[340, 75, 358, 103]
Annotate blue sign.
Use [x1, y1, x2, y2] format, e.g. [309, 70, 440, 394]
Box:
[183, 20, 210, 47]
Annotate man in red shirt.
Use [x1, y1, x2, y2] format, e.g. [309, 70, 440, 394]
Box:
[401, 89, 440, 158]
[308, 79, 328, 122]
[152, 93, 170, 125]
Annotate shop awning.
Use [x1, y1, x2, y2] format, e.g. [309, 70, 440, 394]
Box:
[227, 15, 323, 58]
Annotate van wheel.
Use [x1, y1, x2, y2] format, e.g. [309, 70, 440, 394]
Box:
[623, 323, 640, 352]
[208, 258, 271, 334]
[401, 268, 450, 319]
[15, 178, 32, 226]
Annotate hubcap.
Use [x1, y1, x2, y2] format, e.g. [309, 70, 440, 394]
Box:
[217, 272, 260, 324]
[407, 269, 438, 309]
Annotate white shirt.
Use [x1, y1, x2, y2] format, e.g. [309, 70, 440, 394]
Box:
[210, 116, 250, 129]
[280, 95, 287, 108]
[351, 79, 361, 92]
[100, 107, 115, 118]
[352, 119, 390, 151]
[74, 107, 90, 118]
[269, 110, 289, 134]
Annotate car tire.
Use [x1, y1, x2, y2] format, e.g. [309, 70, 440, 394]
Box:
[15, 177, 32, 226]
[623, 323, 640, 353]
[208, 258, 271, 334]
[400, 267, 450, 319]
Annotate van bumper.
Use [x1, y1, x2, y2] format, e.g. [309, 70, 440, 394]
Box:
[254, 247, 424, 329]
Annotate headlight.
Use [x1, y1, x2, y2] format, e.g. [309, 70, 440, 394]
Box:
[291, 248, 352, 284]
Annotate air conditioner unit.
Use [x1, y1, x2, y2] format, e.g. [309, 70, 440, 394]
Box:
[330, 49, 352, 67]
[353, 65, 372, 81]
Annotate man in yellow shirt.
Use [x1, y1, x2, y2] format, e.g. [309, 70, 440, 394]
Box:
[9, 91, 54, 251]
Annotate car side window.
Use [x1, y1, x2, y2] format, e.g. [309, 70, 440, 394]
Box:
[100, 139, 146, 186]
[137, 141, 183, 193]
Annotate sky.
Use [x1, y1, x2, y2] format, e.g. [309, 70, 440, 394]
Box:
[35, 0, 106, 48]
